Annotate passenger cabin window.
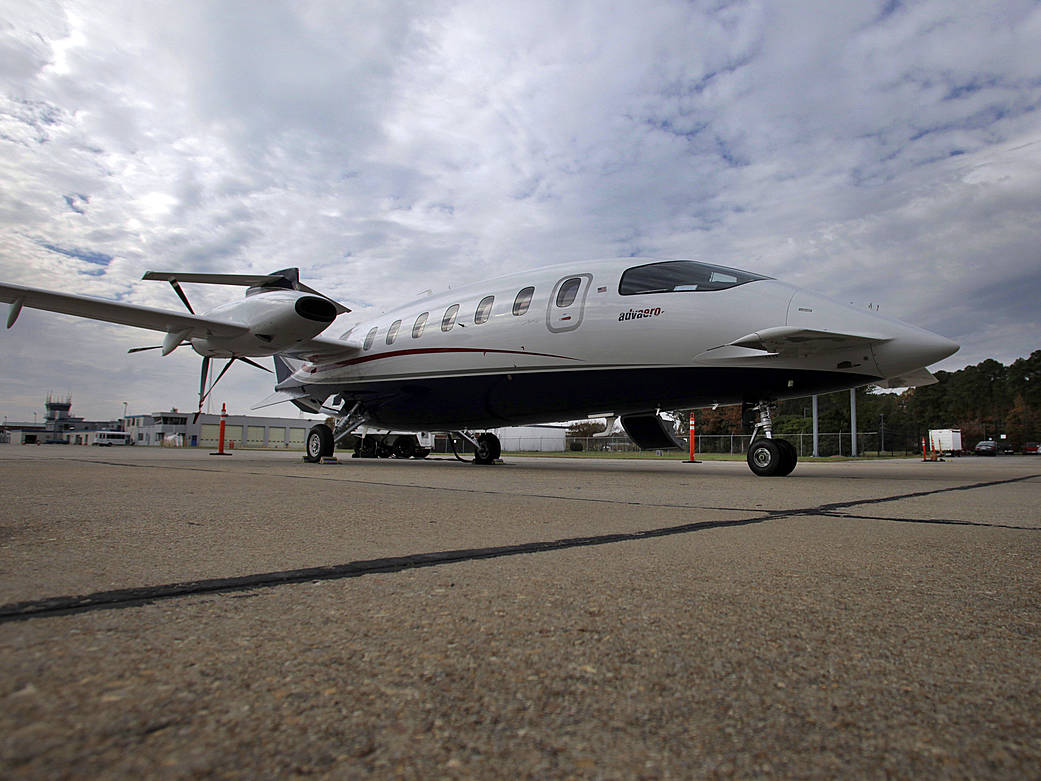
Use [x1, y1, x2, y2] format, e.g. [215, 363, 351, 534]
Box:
[412, 312, 429, 338]
[513, 286, 534, 316]
[386, 319, 401, 345]
[556, 277, 581, 307]
[442, 304, 460, 332]
[475, 295, 494, 324]
[363, 326, 378, 350]
[619, 260, 769, 295]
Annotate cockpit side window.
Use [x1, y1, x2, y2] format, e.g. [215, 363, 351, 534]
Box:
[513, 286, 534, 316]
[619, 261, 769, 295]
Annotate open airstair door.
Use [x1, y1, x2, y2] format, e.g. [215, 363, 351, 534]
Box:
[620, 413, 686, 450]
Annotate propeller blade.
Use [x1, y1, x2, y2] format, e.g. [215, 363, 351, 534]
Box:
[198, 355, 211, 405]
[168, 280, 195, 314]
[193, 356, 211, 424]
[202, 358, 236, 405]
[237, 356, 273, 373]
[128, 341, 189, 354]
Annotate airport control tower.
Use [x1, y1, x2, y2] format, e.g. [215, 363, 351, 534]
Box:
[45, 393, 73, 441]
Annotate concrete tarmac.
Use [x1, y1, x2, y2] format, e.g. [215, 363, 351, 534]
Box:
[1, 445, 1040, 778]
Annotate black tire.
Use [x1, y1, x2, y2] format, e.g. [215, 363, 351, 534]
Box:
[474, 432, 501, 465]
[747, 438, 785, 476]
[305, 425, 333, 463]
[393, 437, 416, 459]
[376, 439, 393, 458]
[356, 436, 377, 458]
[413, 447, 430, 459]
[775, 438, 798, 476]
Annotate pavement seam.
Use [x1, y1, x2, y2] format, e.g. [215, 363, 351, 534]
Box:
[4, 475, 1040, 622]
[17, 456, 1041, 514]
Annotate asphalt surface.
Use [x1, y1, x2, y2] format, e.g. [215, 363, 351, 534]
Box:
[1, 445, 1039, 778]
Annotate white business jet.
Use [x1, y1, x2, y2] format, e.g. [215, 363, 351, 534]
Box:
[0, 259, 957, 475]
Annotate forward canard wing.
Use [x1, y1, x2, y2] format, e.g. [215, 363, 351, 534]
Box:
[696, 326, 891, 361]
[873, 367, 938, 388]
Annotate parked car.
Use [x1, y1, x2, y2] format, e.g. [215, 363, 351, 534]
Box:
[1023, 442, 1040, 455]
[974, 440, 998, 456]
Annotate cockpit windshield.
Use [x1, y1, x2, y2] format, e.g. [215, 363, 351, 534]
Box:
[619, 260, 770, 295]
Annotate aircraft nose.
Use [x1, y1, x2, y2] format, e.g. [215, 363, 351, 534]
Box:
[873, 326, 959, 378]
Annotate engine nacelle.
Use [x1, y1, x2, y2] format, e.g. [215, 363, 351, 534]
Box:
[189, 290, 337, 357]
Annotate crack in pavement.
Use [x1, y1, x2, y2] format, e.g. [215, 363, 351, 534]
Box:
[2, 467, 1038, 623]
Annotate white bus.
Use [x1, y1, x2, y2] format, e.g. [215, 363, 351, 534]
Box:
[90, 431, 133, 446]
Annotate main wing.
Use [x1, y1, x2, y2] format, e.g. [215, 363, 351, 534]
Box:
[1, 280, 247, 337]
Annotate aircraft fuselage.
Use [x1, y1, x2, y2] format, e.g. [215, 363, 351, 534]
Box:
[279, 258, 956, 429]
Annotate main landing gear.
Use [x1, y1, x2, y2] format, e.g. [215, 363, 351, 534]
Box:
[302, 404, 500, 466]
[451, 431, 502, 465]
[745, 402, 797, 477]
[305, 423, 334, 462]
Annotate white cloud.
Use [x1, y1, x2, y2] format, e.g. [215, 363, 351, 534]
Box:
[1, 0, 1040, 419]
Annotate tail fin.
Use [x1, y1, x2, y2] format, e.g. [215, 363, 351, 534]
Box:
[273, 354, 297, 385]
[142, 268, 349, 314]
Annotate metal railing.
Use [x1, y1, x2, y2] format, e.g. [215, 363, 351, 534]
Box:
[562, 432, 911, 457]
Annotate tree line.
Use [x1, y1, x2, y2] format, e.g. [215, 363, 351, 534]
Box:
[686, 350, 1041, 452]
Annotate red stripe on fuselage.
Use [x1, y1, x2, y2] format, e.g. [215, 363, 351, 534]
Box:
[304, 346, 580, 374]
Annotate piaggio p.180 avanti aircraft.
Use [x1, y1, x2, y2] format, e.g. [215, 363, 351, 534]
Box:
[1, 258, 958, 475]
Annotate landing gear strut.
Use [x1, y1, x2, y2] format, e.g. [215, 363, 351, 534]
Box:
[745, 402, 797, 477]
[304, 401, 368, 463]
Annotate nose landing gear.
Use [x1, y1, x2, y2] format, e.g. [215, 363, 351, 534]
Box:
[745, 402, 797, 477]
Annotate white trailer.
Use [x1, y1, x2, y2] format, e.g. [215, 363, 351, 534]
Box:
[928, 428, 962, 455]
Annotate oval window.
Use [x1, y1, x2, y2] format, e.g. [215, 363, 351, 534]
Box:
[442, 304, 460, 332]
[513, 286, 534, 316]
[412, 312, 429, 338]
[556, 278, 581, 307]
[363, 326, 378, 350]
[475, 295, 494, 325]
[386, 319, 401, 345]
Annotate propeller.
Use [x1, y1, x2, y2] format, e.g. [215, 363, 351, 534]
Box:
[194, 355, 272, 422]
[132, 268, 324, 420]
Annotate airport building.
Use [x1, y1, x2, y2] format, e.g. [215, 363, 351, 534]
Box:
[489, 424, 567, 452]
[124, 410, 323, 449]
[2, 395, 567, 452]
[1, 394, 121, 445]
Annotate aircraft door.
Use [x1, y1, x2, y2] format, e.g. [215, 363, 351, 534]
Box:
[546, 273, 592, 333]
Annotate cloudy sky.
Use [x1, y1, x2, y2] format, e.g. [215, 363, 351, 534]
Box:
[2, 0, 1040, 422]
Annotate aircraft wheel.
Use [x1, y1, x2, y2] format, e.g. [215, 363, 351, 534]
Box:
[413, 447, 430, 459]
[357, 436, 378, 458]
[747, 438, 785, 477]
[376, 439, 393, 458]
[393, 436, 416, 459]
[305, 425, 333, 463]
[474, 432, 501, 465]
[776, 438, 798, 476]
